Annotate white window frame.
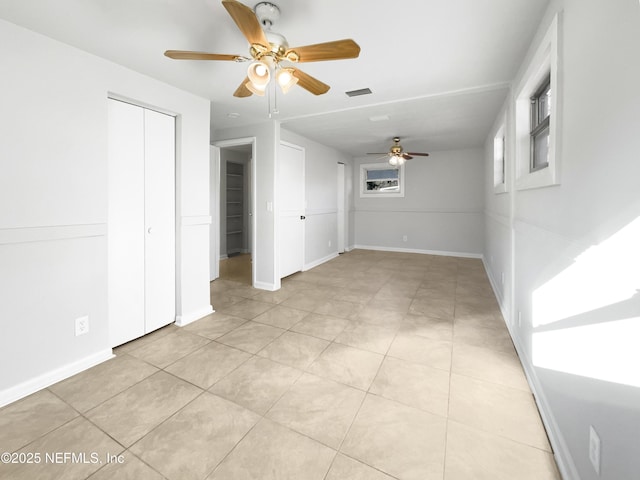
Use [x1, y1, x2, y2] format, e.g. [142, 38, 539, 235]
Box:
[515, 13, 561, 190]
[493, 114, 508, 194]
[359, 162, 405, 198]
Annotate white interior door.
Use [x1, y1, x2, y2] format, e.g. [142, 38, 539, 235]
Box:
[144, 109, 176, 333]
[108, 99, 146, 346]
[337, 162, 346, 253]
[279, 142, 305, 278]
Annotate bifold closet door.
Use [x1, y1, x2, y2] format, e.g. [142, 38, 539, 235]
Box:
[143, 108, 176, 333]
[108, 99, 175, 347]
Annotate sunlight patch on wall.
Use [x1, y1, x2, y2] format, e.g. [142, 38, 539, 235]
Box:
[532, 316, 640, 388]
[532, 217, 640, 327]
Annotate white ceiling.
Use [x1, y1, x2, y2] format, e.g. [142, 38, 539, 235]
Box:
[0, 0, 549, 156]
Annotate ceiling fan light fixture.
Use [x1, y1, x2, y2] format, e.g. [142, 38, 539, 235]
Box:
[247, 60, 271, 88]
[276, 68, 298, 94]
[389, 155, 405, 167]
[245, 80, 267, 96]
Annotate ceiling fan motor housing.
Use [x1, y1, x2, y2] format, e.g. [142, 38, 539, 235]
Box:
[254, 2, 280, 27]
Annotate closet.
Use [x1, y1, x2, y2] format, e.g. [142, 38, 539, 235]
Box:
[107, 98, 176, 347]
[225, 161, 244, 256]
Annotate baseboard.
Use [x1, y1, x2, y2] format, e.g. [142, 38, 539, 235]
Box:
[175, 305, 214, 327]
[481, 256, 509, 321]
[482, 257, 579, 480]
[0, 349, 114, 408]
[253, 281, 278, 291]
[303, 252, 339, 271]
[219, 254, 228, 260]
[353, 244, 483, 259]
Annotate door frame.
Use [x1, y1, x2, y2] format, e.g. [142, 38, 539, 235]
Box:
[337, 162, 346, 253]
[212, 137, 257, 287]
[107, 96, 177, 347]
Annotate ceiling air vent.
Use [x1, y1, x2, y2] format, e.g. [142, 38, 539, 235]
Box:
[345, 88, 372, 97]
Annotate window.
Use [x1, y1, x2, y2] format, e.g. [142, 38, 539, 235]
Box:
[360, 162, 405, 198]
[493, 117, 507, 193]
[530, 75, 551, 172]
[514, 13, 560, 190]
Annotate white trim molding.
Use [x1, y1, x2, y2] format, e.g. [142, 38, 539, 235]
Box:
[515, 12, 562, 190]
[175, 305, 214, 327]
[353, 244, 482, 259]
[181, 215, 212, 226]
[303, 252, 339, 271]
[0, 349, 114, 408]
[0, 224, 107, 245]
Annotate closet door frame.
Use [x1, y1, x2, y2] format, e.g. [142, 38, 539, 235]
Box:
[107, 97, 177, 347]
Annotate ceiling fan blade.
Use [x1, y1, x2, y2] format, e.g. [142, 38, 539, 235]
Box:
[222, 0, 269, 47]
[233, 77, 253, 97]
[285, 39, 361, 63]
[291, 68, 330, 95]
[402, 154, 414, 160]
[164, 50, 245, 61]
[406, 152, 430, 156]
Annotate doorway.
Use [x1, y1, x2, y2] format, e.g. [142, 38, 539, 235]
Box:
[211, 139, 255, 287]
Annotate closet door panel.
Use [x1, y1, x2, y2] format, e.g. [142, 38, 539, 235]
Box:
[108, 99, 145, 346]
[143, 109, 176, 333]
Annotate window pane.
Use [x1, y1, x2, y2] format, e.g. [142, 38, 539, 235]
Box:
[532, 127, 550, 171]
[494, 135, 505, 186]
[366, 179, 399, 191]
[538, 84, 551, 120]
[366, 168, 398, 181]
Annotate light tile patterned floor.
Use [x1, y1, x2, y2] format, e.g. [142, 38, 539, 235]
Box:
[0, 250, 561, 480]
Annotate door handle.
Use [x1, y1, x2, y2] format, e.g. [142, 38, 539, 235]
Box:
[300, 215, 306, 220]
[147, 227, 154, 234]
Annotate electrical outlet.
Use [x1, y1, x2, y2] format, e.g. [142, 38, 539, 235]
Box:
[402, 235, 408, 242]
[589, 425, 601, 475]
[75, 316, 89, 336]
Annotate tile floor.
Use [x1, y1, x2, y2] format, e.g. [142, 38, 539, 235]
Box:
[0, 250, 561, 480]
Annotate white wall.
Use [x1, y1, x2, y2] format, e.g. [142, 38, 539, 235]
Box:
[0, 19, 212, 405]
[483, 1, 640, 479]
[280, 129, 353, 269]
[353, 148, 485, 256]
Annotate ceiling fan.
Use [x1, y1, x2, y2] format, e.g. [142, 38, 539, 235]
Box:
[164, 0, 361, 97]
[368, 137, 430, 166]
